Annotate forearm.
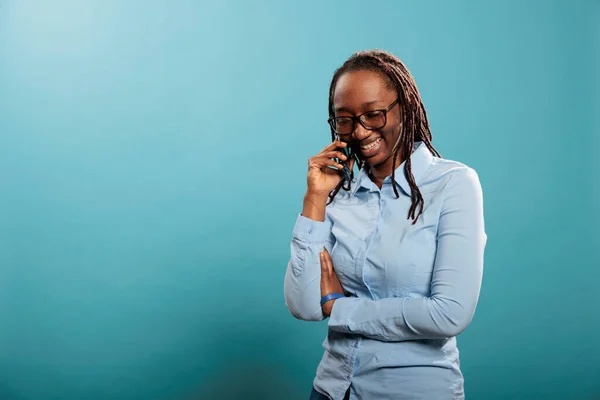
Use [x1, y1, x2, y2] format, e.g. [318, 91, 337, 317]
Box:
[284, 194, 333, 321]
[284, 254, 325, 321]
[328, 291, 480, 341]
[301, 192, 328, 222]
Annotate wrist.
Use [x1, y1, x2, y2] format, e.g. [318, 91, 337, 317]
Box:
[320, 292, 345, 306]
[302, 192, 328, 222]
[321, 294, 344, 318]
[304, 191, 329, 203]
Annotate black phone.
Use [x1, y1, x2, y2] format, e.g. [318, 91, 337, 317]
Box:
[335, 136, 353, 184]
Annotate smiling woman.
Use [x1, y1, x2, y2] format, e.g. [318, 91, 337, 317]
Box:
[283, 49, 487, 400]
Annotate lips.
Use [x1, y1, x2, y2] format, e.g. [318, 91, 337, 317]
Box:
[360, 137, 381, 150]
[359, 137, 382, 157]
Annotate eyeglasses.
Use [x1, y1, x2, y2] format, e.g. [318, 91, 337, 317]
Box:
[328, 99, 399, 135]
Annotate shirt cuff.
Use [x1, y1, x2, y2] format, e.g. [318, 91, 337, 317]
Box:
[292, 213, 332, 243]
[327, 296, 353, 331]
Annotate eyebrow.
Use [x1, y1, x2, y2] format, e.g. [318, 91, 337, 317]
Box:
[334, 100, 381, 114]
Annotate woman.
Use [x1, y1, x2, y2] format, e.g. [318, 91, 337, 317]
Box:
[283, 49, 487, 399]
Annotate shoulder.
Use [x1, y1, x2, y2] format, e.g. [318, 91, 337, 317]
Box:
[425, 157, 484, 215]
[424, 155, 482, 190]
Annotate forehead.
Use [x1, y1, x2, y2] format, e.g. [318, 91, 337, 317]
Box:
[333, 69, 394, 112]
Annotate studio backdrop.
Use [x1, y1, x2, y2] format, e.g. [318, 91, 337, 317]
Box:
[0, 1, 598, 399]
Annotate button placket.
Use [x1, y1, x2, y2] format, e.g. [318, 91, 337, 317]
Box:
[359, 193, 381, 300]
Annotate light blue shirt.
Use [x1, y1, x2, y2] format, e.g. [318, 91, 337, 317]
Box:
[284, 142, 487, 400]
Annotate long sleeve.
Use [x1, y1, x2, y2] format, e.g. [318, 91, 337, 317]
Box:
[283, 213, 335, 321]
[328, 167, 487, 341]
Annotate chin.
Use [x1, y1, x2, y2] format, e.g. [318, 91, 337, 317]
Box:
[362, 151, 391, 169]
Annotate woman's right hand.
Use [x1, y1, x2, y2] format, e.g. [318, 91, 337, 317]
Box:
[306, 140, 355, 198]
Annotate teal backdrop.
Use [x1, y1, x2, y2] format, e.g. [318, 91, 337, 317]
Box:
[0, 1, 598, 399]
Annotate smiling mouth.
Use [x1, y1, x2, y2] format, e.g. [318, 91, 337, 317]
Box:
[360, 137, 382, 151]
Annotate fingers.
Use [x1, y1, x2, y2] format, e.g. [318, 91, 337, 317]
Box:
[308, 156, 344, 171]
[318, 140, 347, 156]
[322, 247, 333, 274]
[320, 248, 329, 275]
[320, 150, 347, 161]
[320, 249, 329, 287]
[348, 156, 356, 171]
[308, 149, 348, 172]
[319, 250, 326, 293]
[320, 247, 343, 307]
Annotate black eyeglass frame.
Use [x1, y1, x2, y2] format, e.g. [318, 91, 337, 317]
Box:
[327, 98, 399, 135]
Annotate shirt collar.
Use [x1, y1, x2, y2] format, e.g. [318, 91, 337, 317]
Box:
[350, 141, 433, 196]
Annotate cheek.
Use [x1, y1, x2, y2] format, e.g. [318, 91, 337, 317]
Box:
[382, 126, 401, 150]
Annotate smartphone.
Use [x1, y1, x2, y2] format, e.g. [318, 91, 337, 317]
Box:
[335, 135, 353, 184]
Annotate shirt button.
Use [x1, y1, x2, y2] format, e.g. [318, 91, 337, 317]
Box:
[308, 229, 313, 234]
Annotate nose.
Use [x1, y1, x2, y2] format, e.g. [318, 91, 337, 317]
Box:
[352, 121, 371, 141]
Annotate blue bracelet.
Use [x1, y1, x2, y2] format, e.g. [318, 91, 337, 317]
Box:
[320, 292, 345, 306]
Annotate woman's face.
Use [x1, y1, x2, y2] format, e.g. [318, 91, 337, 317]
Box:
[332, 70, 402, 171]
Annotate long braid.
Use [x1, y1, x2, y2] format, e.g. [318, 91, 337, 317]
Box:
[326, 49, 441, 224]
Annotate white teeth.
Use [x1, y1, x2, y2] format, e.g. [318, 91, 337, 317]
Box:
[361, 138, 381, 150]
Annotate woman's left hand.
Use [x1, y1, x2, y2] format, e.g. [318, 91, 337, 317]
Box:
[320, 247, 344, 317]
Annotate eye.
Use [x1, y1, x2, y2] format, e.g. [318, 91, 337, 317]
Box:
[336, 117, 352, 126]
[364, 111, 382, 120]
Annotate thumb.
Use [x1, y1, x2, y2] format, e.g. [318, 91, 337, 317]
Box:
[348, 157, 356, 172]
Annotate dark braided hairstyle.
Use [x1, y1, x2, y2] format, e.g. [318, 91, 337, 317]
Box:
[326, 49, 441, 225]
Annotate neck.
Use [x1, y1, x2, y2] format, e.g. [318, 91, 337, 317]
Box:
[368, 152, 406, 189]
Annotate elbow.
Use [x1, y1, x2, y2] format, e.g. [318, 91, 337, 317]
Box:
[431, 297, 476, 337]
[288, 307, 324, 322]
[441, 314, 473, 337]
[284, 297, 323, 321]
[283, 288, 324, 322]
[283, 260, 324, 322]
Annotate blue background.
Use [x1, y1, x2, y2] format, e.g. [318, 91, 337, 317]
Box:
[0, 1, 598, 399]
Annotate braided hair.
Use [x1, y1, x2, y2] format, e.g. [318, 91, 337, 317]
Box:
[327, 49, 441, 224]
